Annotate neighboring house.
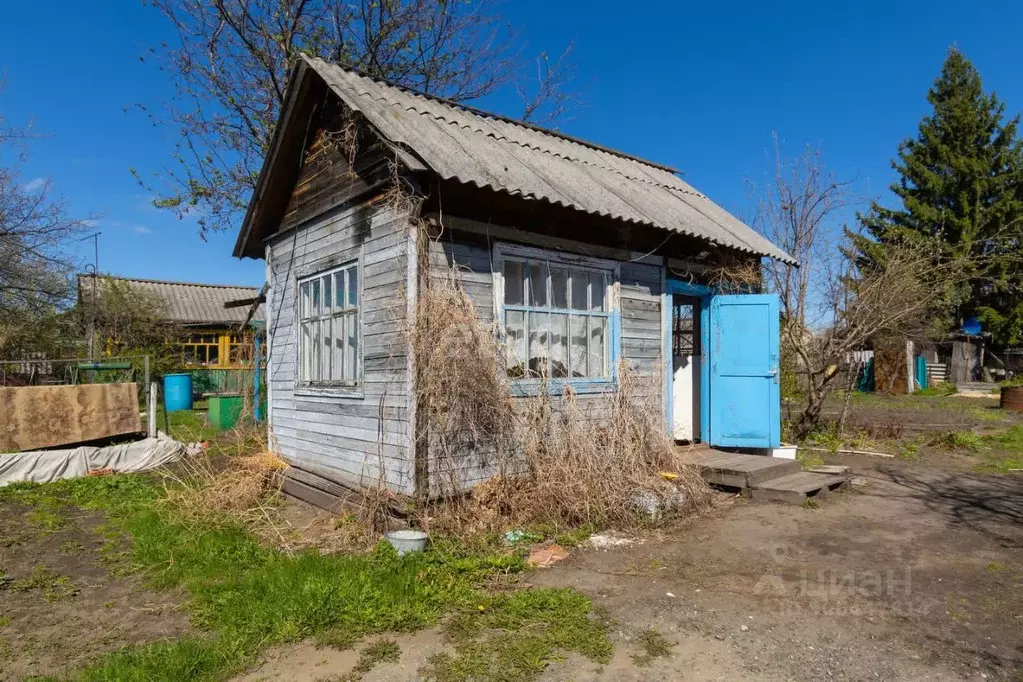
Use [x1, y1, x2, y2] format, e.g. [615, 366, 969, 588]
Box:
[233, 55, 795, 501]
[76, 275, 265, 392]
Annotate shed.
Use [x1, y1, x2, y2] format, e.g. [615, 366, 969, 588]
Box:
[233, 55, 794, 500]
[76, 274, 265, 392]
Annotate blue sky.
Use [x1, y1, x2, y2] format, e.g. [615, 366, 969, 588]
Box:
[1, 1, 1022, 288]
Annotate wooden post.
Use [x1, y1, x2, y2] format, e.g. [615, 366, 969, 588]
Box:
[143, 354, 150, 422]
[906, 340, 915, 393]
[148, 381, 158, 438]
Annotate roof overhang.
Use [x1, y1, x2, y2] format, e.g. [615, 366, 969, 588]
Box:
[234, 56, 797, 266]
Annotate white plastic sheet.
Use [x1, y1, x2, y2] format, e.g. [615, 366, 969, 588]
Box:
[0, 435, 187, 486]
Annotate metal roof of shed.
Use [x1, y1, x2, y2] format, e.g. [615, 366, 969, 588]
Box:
[300, 56, 794, 265]
[76, 275, 265, 326]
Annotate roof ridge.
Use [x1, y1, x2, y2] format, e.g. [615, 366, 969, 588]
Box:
[77, 273, 260, 290]
[305, 55, 682, 175]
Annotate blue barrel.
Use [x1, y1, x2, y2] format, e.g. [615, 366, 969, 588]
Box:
[163, 373, 194, 412]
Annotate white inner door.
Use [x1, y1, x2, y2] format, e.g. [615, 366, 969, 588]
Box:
[672, 296, 701, 442]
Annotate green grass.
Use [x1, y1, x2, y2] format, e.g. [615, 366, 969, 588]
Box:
[927, 430, 983, 450]
[974, 426, 1023, 473]
[897, 442, 920, 459]
[841, 391, 995, 412]
[9, 565, 80, 602]
[27, 507, 67, 531]
[914, 382, 958, 397]
[983, 425, 1023, 450]
[165, 407, 265, 459]
[0, 474, 605, 681]
[423, 588, 613, 681]
[58, 540, 86, 554]
[802, 428, 842, 453]
[630, 628, 674, 667]
[339, 639, 401, 681]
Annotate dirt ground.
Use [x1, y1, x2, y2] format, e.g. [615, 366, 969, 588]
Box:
[0, 504, 189, 681]
[818, 393, 1023, 438]
[527, 454, 1023, 681]
[2, 395, 1021, 681]
[232, 452, 1023, 682]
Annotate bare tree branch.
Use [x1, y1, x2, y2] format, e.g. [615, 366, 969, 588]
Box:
[749, 136, 978, 438]
[138, 0, 579, 235]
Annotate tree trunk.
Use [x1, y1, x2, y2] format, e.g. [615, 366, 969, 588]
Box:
[837, 360, 862, 435]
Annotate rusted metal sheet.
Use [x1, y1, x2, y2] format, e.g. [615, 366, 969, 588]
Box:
[265, 56, 796, 266]
[0, 383, 142, 452]
[1000, 386, 1023, 412]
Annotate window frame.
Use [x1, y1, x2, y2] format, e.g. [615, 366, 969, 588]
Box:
[294, 260, 362, 395]
[493, 243, 621, 395]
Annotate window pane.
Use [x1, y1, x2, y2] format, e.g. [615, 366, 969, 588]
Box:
[528, 262, 548, 307]
[311, 278, 321, 316]
[528, 311, 550, 378]
[550, 313, 569, 378]
[310, 319, 321, 380]
[322, 314, 332, 380]
[505, 310, 527, 378]
[334, 271, 345, 309]
[569, 316, 587, 378]
[588, 317, 607, 377]
[570, 272, 588, 311]
[551, 267, 569, 309]
[345, 312, 358, 381]
[589, 272, 605, 311]
[322, 275, 332, 315]
[504, 260, 524, 306]
[301, 322, 312, 381]
[332, 316, 345, 381]
[207, 344, 219, 366]
[347, 267, 358, 307]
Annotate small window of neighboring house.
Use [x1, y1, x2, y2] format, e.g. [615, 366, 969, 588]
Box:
[181, 332, 221, 367]
[496, 245, 617, 386]
[298, 262, 359, 386]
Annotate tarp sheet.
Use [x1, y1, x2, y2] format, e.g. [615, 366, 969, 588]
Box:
[0, 435, 188, 486]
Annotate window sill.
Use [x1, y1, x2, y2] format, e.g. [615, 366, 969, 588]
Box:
[509, 379, 615, 397]
[294, 385, 364, 399]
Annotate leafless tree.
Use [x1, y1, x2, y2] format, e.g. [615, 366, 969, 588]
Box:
[137, 0, 578, 236]
[755, 137, 963, 438]
[0, 110, 88, 338]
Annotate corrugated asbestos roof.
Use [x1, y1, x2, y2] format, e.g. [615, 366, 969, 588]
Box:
[77, 275, 265, 325]
[303, 56, 795, 265]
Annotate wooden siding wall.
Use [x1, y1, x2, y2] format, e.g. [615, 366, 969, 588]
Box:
[620, 261, 666, 400]
[425, 234, 665, 491]
[267, 199, 414, 494]
[279, 106, 392, 235]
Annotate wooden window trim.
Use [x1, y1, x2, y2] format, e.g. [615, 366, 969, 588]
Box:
[293, 259, 363, 396]
[493, 243, 621, 395]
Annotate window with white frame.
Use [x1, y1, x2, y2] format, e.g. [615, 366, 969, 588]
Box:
[500, 250, 612, 381]
[298, 262, 359, 386]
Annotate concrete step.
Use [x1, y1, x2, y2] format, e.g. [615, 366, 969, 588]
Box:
[750, 472, 850, 505]
[688, 450, 802, 489]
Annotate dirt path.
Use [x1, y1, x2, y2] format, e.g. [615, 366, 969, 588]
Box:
[0, 505, 190, 681]
[528, 455, 1023, 681]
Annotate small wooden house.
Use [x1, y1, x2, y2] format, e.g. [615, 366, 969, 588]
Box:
[76, 275, 265, 393]
[233, 56, 795, 501]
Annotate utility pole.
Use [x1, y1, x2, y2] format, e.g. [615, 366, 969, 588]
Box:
[80, 232, 101, 360]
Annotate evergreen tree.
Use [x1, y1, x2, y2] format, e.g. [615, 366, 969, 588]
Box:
[852, 47, 1023, 344]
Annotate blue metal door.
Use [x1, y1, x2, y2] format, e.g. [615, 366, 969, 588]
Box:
[708, 294, 780, 448]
